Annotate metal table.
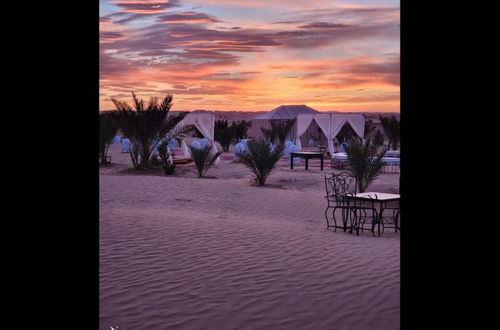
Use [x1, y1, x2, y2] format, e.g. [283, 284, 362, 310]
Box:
[343, 192, 400, 236]
[290, 152, 324, 170]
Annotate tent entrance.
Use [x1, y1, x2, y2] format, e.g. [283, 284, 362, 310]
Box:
[300, 120, 328, 147]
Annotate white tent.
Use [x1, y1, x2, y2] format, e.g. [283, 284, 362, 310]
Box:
[250, 105, 319, 140]
[295, 113, 366, 155]
[174, 112, 218, 159]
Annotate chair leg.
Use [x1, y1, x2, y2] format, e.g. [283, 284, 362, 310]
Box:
[394, 209, 400, 232]
[325, 207, 329, 228]
[341, 208, 348, 232]
[332, 207, 340, 232]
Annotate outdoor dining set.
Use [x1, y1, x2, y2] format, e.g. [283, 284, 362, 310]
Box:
[324, 172, 400, 237]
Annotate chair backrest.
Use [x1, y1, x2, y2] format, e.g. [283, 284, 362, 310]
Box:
[325, 172, 357, 204]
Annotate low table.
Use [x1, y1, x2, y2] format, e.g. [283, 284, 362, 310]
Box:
[290, 152, 324, 170]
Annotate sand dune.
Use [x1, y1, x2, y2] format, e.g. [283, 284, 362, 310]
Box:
[100, 144, 400, 330]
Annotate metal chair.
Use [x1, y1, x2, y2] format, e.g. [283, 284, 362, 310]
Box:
[324, 172, 356, 232]
[378, 199, 400, 233]
[324, 172, 379, 235]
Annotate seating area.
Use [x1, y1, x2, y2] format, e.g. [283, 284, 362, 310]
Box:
[324, 172, 400, 236]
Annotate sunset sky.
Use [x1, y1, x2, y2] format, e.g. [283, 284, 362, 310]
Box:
[100, 0, 399, 112]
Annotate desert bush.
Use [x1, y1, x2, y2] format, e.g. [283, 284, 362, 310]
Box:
[110, 92, 191, 170]
[239, 140, 284, 186]
[99, 112, 118, 164]
[345, 137, 388, 193]
[214, 120, 234, 152]
[379, 115, 400, 150]
[189, 144, 223, 178]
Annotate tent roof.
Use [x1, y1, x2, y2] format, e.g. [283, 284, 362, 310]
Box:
[254, 105, 319, 120]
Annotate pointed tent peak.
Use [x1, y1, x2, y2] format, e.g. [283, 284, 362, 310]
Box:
[254, 104, 319, 120]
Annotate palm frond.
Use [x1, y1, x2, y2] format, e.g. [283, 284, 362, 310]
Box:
[239, 140, 284, 185]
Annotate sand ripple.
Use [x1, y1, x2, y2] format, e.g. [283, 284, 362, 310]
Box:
[100, 173, 399, 330]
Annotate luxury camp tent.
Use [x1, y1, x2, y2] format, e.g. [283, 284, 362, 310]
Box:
[173, 111, 218, 158]
[295, 113, 366, 155]
[249, 105, 319, 141]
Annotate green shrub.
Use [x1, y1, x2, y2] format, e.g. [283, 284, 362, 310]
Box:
[189, 144, 223, 178]
[379, 115, 400, 150]
[110, 92, 190, 170]
[345, 138, 387, 193]
[239, 140, 284, 186]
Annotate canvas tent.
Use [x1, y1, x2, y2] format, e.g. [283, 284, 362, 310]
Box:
[250, 105, 319, 140]
[173, 112, 218, 158]
[295, 113, 366, 156]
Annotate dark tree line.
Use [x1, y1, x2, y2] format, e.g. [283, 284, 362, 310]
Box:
[260, 119, 296, 146]
[214, 119, 252, 152]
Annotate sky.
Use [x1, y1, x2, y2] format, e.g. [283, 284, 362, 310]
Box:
[100, 0, 400, 112]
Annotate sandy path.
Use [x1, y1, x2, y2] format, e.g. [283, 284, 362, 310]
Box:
[100, 144, 400, 330]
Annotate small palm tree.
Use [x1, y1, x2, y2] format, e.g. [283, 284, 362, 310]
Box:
[239, 140, 284, 186]
[379, 115, 400, 150]
[110, 92, 190, 170]
[345, 138, 387, 193]
[189, 144, 223, 178]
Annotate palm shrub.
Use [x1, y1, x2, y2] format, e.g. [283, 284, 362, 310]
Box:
[99, 112, 118, 164]
[379, 115, 400, 150]
[110, 92, 190, 170]
[214, 120, 234, 152]
[239, 139, 284, 186]
[189, 144, 223, 178]
[345, 137, 388, 193]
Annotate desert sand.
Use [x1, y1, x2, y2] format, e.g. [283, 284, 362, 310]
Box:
[100, 143, 400, 330]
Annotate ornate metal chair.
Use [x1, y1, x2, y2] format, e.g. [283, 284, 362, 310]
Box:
[380, 202, 400, 233]
[324, 172, 378, 235]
